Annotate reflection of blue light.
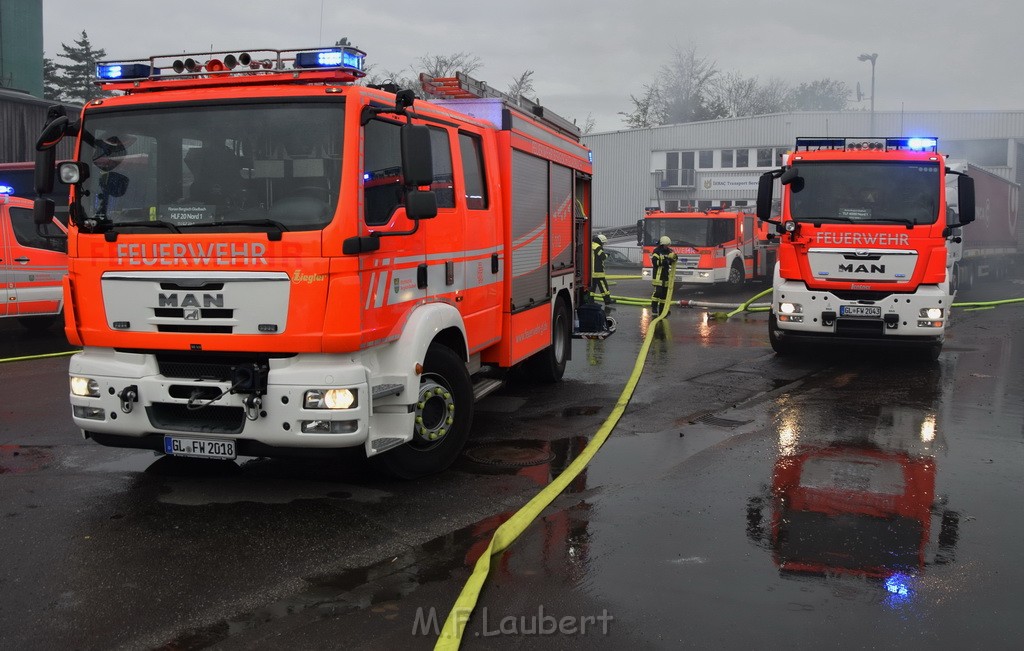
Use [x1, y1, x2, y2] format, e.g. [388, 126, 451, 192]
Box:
[363, 173, 370, 181]
[885, 573, 911, 597]
[0, 184, 14, 194]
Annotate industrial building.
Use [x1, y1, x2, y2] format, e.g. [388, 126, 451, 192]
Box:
[583, 110, 1024, 232]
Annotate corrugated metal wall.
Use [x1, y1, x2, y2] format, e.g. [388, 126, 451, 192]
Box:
[1, 89, 77, 162]
[584, 110, 1024, 230]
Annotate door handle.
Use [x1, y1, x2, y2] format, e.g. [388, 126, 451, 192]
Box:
[14, 257, 30, 263]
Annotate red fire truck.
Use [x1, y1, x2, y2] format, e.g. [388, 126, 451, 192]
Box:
[637, 208, 775, 287]
[33, 46, 599, 477]
[757, 137, 976, 359]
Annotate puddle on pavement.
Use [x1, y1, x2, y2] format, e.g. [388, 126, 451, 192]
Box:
[154, 498, 593, 649]
[0, 445, 54, 474]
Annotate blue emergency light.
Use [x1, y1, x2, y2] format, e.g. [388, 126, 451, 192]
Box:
[0, 184, 14, 195]
[294, 47, 365, 72]
[906, 138, 938, 151]
[96, 63, 159, 80]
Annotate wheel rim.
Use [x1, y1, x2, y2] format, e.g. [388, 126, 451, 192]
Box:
[411, 376, 456, 450]
[730, 265, 742, 284]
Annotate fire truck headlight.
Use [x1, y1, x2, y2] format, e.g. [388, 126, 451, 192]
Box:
[304, 388, 357, 410]
[779, 302, 802, 315]
[58, 162, 88, 185]
[70, 376, 100, 398]
[698, 271, 710, 278]
[920, 308, 943, 320]
[784, 221, 797, 233]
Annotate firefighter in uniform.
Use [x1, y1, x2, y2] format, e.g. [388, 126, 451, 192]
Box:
[591, 234, 613, 305]
[650, 235, 677, 316]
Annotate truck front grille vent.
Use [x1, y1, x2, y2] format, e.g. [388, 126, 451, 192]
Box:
[146, 403, 245, 434]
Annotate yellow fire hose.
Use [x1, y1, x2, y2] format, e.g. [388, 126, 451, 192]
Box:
[434, 259, 678, 649]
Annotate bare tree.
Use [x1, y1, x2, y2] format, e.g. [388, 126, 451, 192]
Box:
[507, 70, 535, 103]
[787, 78, 850, 111]
[619, 82, 667, 128]
[417, 52, 483, 78]
[660, 46, 721, 124]
[578, 113, 597, 135]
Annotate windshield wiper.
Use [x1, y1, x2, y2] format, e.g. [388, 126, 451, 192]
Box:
[861, 217, 916, 229]
[182, 219, 290, 241]
[796, 216, 854, 225]
[111, 219, 181, 233]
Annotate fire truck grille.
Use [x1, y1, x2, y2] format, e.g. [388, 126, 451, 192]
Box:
[157, 353, 263, 381]
[835, 319, 884, 337]
[829, 290, 896, 301]
[146, 403, 245, 434]
[154, 308, 234, 319]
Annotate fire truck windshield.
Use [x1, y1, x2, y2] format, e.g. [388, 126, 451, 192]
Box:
[75, 102, 344, 232]
[643, 217, 734, 248]
[789, 161, 941, 225]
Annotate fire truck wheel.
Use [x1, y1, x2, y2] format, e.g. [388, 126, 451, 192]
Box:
[768, 312, 794, 355]
[727, 260, 745, 287]
[375, 344, 473, 479]
[524, 299, 571, 383]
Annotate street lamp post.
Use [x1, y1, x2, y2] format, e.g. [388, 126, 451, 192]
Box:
[858, 53, 878, 136]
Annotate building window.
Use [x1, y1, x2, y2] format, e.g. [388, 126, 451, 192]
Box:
[699, 150, 713, 168]
[665, 200, 680, 211]
[697, 200, 713, 211]
[756, 148, 773, 167]
[736, 149, 749, 168]
[721, 150, 733, 168]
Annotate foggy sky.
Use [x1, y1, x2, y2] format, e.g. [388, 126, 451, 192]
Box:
[41, 0, 1024, 133]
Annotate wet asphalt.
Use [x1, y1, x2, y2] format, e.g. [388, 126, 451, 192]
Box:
[2, 271, 1023, 650]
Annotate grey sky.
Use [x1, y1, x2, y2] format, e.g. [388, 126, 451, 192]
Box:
[42, 0, 1024, 133]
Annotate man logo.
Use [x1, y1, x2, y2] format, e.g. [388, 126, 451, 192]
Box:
[839, 263, 886, 274]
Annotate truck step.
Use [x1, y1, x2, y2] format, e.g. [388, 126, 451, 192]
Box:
[472, 378, 505, 401]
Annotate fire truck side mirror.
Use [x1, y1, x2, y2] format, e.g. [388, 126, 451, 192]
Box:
[35, 148, 56, 195]
[33, 197, 56, 226]
[779, 167, 803, 192]
[405, 189, 438, 220]
[636, 219, 643, 246]
[756, 172, 775, 222]
[956, 176, 976, 226]
[400, 124, 434, 187]
[35, 115, 69, 153]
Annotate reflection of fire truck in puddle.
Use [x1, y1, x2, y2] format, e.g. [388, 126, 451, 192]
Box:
[748, 391, 959, 583]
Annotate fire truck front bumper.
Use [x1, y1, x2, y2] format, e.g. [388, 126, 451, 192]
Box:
[67, 348, 409, 458]
[773, 280, 949, 342]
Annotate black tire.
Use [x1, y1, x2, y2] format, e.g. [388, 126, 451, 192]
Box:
[961, 263, 974, 291]
[950, 263, 960, 296]
[524, 299, 571, 383]
[727, 259, 745, 288]
[920, 339, 943, 361]
[768, 311, 794, 355]
[374, 345, 474, 479]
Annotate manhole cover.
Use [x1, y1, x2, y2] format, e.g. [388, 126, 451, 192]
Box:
[463, 442, 555, 468]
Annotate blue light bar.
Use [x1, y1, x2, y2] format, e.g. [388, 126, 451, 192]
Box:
[0, 184, 13, 194]
[907, 138, 938, 151]
[97, 63, 159, 80]
[294, 47, 365, 72]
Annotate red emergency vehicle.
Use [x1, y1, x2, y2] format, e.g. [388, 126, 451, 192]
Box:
[33, 46, 597, 477]
[757, 137, 976, 359]
[638, 208, 774, 287]
[0, 190, 66, 327]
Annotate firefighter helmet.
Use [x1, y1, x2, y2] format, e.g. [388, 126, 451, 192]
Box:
[659, 236, 672, 245]
[597, 233, 607, 243]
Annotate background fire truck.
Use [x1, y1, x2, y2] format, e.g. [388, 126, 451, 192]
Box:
[944, 160, 1020, 290]
[0, 190, 66, 327]
[757, 137, 976, 359]
[34, 46, 598, 478]
[636, 208, 775, 287]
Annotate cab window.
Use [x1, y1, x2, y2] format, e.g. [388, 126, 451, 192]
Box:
[459, 133, 487, 210]
[8, 207, 66, 253]
[363, 119, 405, 226]
[428, 127, 455, 209]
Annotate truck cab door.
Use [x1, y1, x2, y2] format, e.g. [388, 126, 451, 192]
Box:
[2, 205, 67, 317]
[1, 204, 11, 317]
